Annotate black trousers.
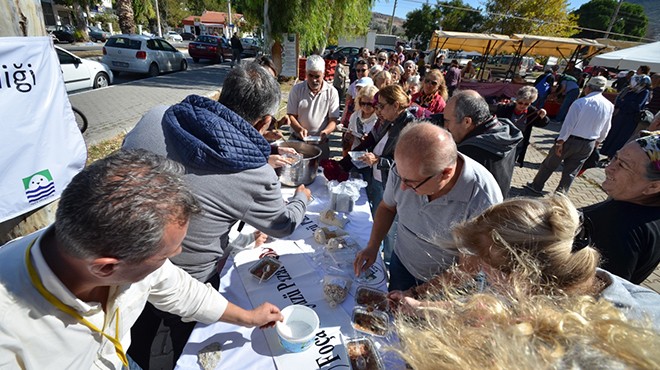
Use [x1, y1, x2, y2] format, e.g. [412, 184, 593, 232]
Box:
[127, 273, 221, 369]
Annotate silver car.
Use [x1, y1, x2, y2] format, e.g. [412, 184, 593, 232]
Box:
[102, 34, 188, 77]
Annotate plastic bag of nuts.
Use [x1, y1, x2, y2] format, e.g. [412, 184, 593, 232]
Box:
[322, 273, 352, 307]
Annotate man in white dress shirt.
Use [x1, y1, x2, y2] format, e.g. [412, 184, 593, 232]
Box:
[0, 150, 282, 369]
[525, 76, 614, 194]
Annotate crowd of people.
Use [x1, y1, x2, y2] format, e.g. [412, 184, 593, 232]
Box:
[1, 47, 660, 369]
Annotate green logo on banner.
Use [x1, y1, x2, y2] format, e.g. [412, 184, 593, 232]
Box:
[23, 169, 56, 204]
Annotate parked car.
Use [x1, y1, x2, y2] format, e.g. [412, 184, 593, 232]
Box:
[55, 46, 113, 92]
[241, 37, 260, 57]
[102, 34, 188, 77]
[180, 32, 197, 41]
[49, 25, 75, 44]
[87, 26, 110, 43]
[188, 35, 232, 63]
[165, 31, 183, 43]
[486, 55, 536, 76]
[323, 46, 361, 65]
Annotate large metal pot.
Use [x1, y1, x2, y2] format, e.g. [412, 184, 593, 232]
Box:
[276, 141, 322, 187]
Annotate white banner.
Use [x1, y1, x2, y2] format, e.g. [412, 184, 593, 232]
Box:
[0, 37, 87, 222]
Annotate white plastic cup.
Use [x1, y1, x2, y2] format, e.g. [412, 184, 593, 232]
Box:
[275, 305, 320, 353]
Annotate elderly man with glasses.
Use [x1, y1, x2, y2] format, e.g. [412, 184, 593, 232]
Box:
[354, 123, 502, 291]
[288, 55, 340, 160]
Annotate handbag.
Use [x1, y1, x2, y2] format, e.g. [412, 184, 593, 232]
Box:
[637, 109, 654, 128]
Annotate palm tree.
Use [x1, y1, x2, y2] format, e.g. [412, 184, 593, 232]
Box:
[116, 0, 136, 34]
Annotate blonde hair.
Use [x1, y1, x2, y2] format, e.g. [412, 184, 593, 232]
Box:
[373, 70, 392, 89]
[394, 280, 660, 370]
[453, 195, 600, 293]
[355, 85, 378, 111]
[424, 69, 449, 100]
[377, 84, 410, 110]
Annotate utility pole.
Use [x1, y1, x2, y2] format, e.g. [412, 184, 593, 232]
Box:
[227, 0, 233, 38]
[604, 0, 624, 39]
[154, 0, 162, 37]
[388, 0, 398, 35]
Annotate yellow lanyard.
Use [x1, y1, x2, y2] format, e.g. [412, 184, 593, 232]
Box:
[25, 239, 129, 367]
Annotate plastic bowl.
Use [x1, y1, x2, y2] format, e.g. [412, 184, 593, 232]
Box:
[275, 305, 320, 352]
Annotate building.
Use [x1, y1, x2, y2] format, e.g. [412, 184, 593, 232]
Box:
[182, 11, 244, 38]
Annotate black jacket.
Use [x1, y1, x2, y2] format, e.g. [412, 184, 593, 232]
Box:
[458, 117, 522, 198]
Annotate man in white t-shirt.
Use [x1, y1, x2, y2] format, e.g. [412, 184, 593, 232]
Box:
[287, 55, 340, 159]
[354, 123, 502, 291]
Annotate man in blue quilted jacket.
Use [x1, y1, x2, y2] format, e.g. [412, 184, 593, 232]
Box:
[122, 62, 312, 368]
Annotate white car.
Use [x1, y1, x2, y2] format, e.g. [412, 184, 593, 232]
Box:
[55, 46, 113, 92]
[102, 34, 187, 77]
[166, 31, 183, 43]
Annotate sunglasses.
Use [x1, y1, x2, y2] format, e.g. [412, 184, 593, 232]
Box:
[378, 58, 387, 62]
[424, 79, 439, 86]
[356, 68, 368, 73]
[360, 101, 374, 107]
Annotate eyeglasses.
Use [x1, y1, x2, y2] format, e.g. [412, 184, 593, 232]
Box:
[424, 79, 439, 86]
[394, 166, 437, 191]
[375, 102, 388, 110]
[356, 68, 368, 73]
[360, 101, 375, 107]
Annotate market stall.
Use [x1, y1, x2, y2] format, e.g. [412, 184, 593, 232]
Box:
[175, 174, 398, 370]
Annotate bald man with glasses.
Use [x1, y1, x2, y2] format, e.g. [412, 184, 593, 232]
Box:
[354, 123, 502, 291]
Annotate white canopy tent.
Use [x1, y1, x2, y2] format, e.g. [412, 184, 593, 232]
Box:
[590, 41, 660, 72]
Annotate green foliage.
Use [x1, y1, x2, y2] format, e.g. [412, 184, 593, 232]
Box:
[438, 0, 486, 33]
[403, 1, 485, 49]
[238, 0, 373, 53]
[572, 0, 648, 40]
[92, 12, 120, 32]
[73, 28, 86, 41]
[403, 4, 441, 49]
[162, 0, 193, 28]
[133, 0, 155, 27]
[483, 0, 577, 37]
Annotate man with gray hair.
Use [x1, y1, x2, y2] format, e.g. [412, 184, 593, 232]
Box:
[288, 54, 340, 159]
[525, 76, 614, 195]
[0, 150, 283, 369]
[354, 123, 502, 292]
[123, 63, 311, 368]
[444, 90, 522, 197]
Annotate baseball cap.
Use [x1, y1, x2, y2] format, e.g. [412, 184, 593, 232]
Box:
[587, 76, 607, 88]
[356, 77, 374, 87]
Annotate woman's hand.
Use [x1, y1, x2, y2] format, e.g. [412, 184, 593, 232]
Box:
[277, 146, 297, 155]
[538, 109, 547, 119]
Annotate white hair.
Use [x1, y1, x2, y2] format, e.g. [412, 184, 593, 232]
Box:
[306, 55, 325, 73]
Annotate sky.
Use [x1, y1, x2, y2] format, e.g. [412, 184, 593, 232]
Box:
[373, 0, 592, 20]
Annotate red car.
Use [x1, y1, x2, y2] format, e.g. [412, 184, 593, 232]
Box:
[188, 35, 233, 63]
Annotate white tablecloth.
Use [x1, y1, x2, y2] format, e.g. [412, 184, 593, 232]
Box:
[175, 174, 396, 370]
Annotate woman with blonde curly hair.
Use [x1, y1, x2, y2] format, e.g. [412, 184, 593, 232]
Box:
[389, 194, 660, 328]
[410, 69, 448, 118]
[393, 276, 660, 370]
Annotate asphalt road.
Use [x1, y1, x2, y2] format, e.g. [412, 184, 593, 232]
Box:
[68, 61, 232, 146]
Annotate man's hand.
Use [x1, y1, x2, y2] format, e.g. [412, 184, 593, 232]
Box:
[359, 152, 378, 166]
[295, 185, 312, 201]
[250, 302, 284, 329]
[538, 109, 547, 119]
[268, 155, 290, 168]
[554, 140, 564, 157]
[319, 130, 331, 143]
[253, 231, 269, 247]
[297, 128, 309, 139]
[278, 146, 298, 155]
[353, 245, 379, 276]
[263, 130, 284, 141]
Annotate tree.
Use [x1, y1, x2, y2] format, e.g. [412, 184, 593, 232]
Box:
[238, 0, 373, 54]
[437, 0, 485, 33]
[133, 0, 155, 29]
[572, 0, 648, 40]
[162, 0, 192, 28]
[54, 0, 97, 40]
[483, 0, 577, 37]
[402, 4, 441, 49]
[115, 0, 136, 33]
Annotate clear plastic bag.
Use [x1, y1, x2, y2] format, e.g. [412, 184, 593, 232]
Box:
[323, 273, 352, 307]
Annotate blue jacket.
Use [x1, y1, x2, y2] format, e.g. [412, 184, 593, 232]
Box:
[162, 95, 270, 172]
